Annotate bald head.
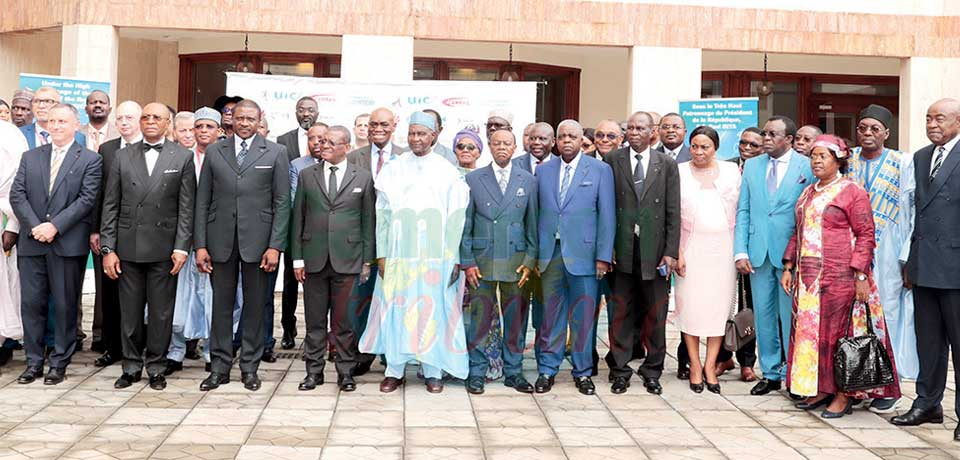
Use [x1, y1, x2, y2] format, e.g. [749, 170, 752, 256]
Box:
[927, 98, 960, 146]
[368, 107, 396, 148]
[141, 102, 171, 143]
[594, 119, 623, 156]
[115, 100, 143, 140]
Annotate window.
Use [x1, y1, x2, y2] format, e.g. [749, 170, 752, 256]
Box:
[701, 79, 722, 98]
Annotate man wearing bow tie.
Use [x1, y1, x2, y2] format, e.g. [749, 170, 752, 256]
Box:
[99, 103, 195, 391]
[194, 99, 290, 392]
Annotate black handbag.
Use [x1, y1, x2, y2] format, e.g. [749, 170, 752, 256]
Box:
[723, 275, 755, 352]
[833, 300, 896, 392]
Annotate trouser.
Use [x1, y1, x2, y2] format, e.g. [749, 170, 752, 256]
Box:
[19, 254, 85, 369]
[93, 254, 122, 357]
[912, 287, 960, 419]
[303, 262, 357, 376]
[529, 268, 544, 364]
[210, 241, 269, 375]
[281, 252, 299, 337]
[750, 262, 792, 382]
[386, 360, 441, 379]
[465, 279, 528, 378]
[118, 259, 177, 376]
[537, 243, 598, 377]
[350, 264, 378, 366]
[607, 269, 668, 380]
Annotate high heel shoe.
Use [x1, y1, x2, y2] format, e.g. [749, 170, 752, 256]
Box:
[796, 395, 833, 411]
[821, 397, 856, 419]
[689, 381, 704, 393]
[706, 382, 721, 394]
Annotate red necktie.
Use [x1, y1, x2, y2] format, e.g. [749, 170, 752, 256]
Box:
[376, 151, 384, 175]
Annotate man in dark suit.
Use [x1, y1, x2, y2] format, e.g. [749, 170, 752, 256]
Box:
[653, 112, 691, 164]
[194, 99, 290, 392]
[604, 111, 680, 395]
[100, 102, 196, 391]
[90, 100, 143, 367]
[20, 87, 86, 150]
[513, 122, 554, 176]
[893, 98, 960, 437]
[346, 106, 407, 375]
[291, 125, 374, 392]
[462, 129, 538, 395]
[10, 103, 101, 385]
[534, 120, 615, 395]
[275, 96, 319, 350]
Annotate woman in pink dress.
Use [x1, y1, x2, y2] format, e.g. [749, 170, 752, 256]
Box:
[674, 126, 741, 394]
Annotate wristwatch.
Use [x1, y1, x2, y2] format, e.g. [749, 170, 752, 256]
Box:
[856, 273, 867, 281]
[101, 247, 114, 255]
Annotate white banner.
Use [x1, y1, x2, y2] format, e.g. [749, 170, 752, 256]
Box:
[225, 72, 537, 164]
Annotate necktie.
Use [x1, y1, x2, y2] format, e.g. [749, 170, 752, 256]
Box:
[328, 166, 339, 198]
[633, 153, 645, 197]
[39, 131, 49, 146]
[49, 147, 64, 193]
[145, 143, 162, 152]
[376, 150, 385, 175]
[767, 158, 779, 196]
[559, 164, 573, 204]
[237, 139, 248, 167]
[931, 146, 946, 181]
[91, 130, 102, 152]
[497, 169, 508, 195]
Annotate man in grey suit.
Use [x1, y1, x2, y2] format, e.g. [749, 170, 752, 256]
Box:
[11, 104, 101, 385]
[461, 129, 538, 395]
[604, 111, 680, 395]
[292, 125, 374, 392]
[100, 102, 196, 391]
[512, 122, 554, 176]
[194, 99, 290, 392]
[893, 98, 960, 437]
[654, 113, 691, 164]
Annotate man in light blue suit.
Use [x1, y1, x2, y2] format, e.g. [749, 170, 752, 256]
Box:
[533, 120, 615, 396]
[20, 87, 86, 150]
[734, 115, 814, 396]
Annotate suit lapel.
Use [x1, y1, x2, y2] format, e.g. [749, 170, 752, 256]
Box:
[773, 154, 803, 206]
[239, 135, 267, 174]
[923, 142, 960, 210]
[639, 153, 662, 202]
[38, 144, 51, 198]
[314, 161, 333, 203]
[479, 166, 502, 205]
[223, 136, 240, 173]
[615, 150, 635, 198]
[495, 169, 524, 218]
[334, 163, 359, 205]
[757, 155, 773, 204]
[142, 143, 175, 200]
[50, 142, 83, 198]
[916, 146, 934, 209]
[560, 157, 589, 210]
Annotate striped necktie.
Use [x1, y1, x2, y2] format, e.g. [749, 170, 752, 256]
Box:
[930, 146, 946, 181]
[49, 147, 65, 193]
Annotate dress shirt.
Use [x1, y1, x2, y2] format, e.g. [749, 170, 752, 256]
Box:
[86, 124, 109, 151]
[630, 146, 652, 179]
[235, 134, 257, 155]
[663, 144, 682, 161]
[36, 125, 50, 146]
[144, 139, 163, 176]
[557, 152, 583, 197]
[298, 127, 309, 158]
[371, 142, 396, 179]
[120, 133, 143, 149]
[530, 153, 549, 175]
[931, 134, 959, 176]
[293, 157, 348, 269]
[491, 161, 512, 192]
[767, 149, 793, 189]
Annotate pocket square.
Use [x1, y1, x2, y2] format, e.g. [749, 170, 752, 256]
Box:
[352, 187, 362, 193]
[580, 181, 593, 186]
[163, 169, 179, 174]
[516, 187, 525, 197]
[254, 165, 272, 169]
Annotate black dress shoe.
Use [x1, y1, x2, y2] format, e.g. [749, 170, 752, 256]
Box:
[677, 367, 691, 380]
[611, 376, 630, 394]
[643, 377, 663, 395]
[821, 397, 856, 419]
[149, 374, 167, 391]
[17, 366, 43, 384]
[503, 375, 534, 394]
[379, 377, 404, 393]
[299, 373, 323, 391]
[786, 389, 804, 401]
[163, 359, 183, 376]
[534, 374, 555, 393]
[94, 352, 119, 367]
[575, 376, 596, 395]
[43, 367, 65, 385]
[353, 360, 373, 377]
[200, 372, 230, 391]
[280, 331, 296, 350]
[338, 375, 356, 392]
[114, 373, 142, 389]
[466, 376, 485, 395]
[242, 372, 262, 391]
[260, 350, 277, 363]
[750, 378, 782, 396]
[890, 406, 944, 426]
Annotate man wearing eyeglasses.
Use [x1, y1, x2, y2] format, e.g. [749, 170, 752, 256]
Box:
[654, 113, 692, 164]
[20, 87, 86, 150]
[793, 125, 823, 157]
[594, 120, 624, 158]
[734, 115, 813, 397]
[100, 102, 196, 391]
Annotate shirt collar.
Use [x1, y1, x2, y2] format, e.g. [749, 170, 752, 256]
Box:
[560, 151, 583, 171]
[938, 134, 959, 155]
[324, 157, 347, 170]
[771, 149, 793, 164]
[121, 133, 143, 148]
[491, 160, 512, 176]
[373, 142, 392, 158]
[630, 146, 651, 158]
[235, 134, 257, 152]
[52, 140, 74, 152]
[298, 127, 308, 137]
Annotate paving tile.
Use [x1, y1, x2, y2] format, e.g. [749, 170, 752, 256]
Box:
[333, 395, 402, 412]
[318, 446, 401, 460]
[149, 443, 241, 460]
[819, 410, 901, 429]
[324, 427, 402, 446]
[644, 447, 726, 460]
[331, 410, 402, 427]
[469, 395, 539, 412]
[51, 390, 136, 407]
[235, 445, 322, 460]
[626, 427, 711, 447]
[195, 393, 271, 409]
[681, 409, 759, 427]
[164, 425, 252, 445]
[0, 441, 71, 459]
[474, 410, 547, 428]
[565, 446, 649, 460]
[479, 427, 559, 446]
[611, 409, 690, 428]
[483, 447, 567, 460]
[543, 409, 619, 427]
[553, 426, 636, 447]
[718, 445, 806, 460]
[246, 426, 327, 447]
[871, 448, 957, 459]
[0, 404, 43, 423]
[1, 423, 95, 443]
[404, 447, 484, 460]
[105, 408, 190, 425]
[744, 409, 828, 428]
[61, 442, 157, 460]
[82, 425, 174, 444]
[798, 447, 884, 459]
[259, 409, 333, 427]
[842, 429, 933, 449]
[124, 392, 204, 409]
[596, 394, 673, 410]
[181, 408, 262, 425]
[405, 427, 482, 447]
[404, 410, 475, 427]
[266, 395, 336, 411]
[768, 427, 861, 448]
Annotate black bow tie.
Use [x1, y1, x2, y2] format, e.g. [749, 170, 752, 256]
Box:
[145, 143, 162, 152]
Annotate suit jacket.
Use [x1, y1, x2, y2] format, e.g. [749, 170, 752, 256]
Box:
[21, 123, 86, 151]
[276, 127, 302, 163]
[734, 149, 814, 269]
[535, 153, 615, 276]
[460, 165, 538, 282]
[655, 144, 692, 164]
[10, 141, 101, 257]
[346, 142, 409, 176]
[289, 155, 320, 199]
[291, 161, 374, 274]
[80, 123, 120, 150]
[92, 137, 127, 233]
[100, 141, 196, 263]
[906, 141, 960, 289]
[433, 143, 459, 167]
[194, 134, 291, 264]
[512, 153, 555, 176]
[604, 147, 681, 279]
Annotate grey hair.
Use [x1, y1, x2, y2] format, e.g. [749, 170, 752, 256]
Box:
[174, 111, 196, 125]
[50, 103, 80, 121]
[556, 119, 583, 137]
[328, 125, 352, 145]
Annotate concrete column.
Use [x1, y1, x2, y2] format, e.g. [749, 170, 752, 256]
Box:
[60, 25, 119, 103]
[899, 57, 960, 153]
[628, 46, 702, 117]
[340, 35, 413, 83]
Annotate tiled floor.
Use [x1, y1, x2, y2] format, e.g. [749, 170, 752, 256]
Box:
[0, 295, 957, 459]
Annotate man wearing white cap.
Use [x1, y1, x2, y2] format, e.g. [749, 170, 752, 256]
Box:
[361, 111, 469, 394]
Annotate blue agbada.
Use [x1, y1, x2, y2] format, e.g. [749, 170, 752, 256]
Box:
[848, 146, 919, 378]
[360, 152, 470, 379]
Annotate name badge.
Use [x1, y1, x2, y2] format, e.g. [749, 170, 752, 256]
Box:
[163, 169, 179, 174]
[352, 187, 362, 193]
[254, 165, 272, 169]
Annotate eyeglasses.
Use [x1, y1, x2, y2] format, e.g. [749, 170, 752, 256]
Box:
[856, 124, 885, 135]
[34, 98, 56, 106]
[221, 107, 233, 114]
[455, 143, 477, 151]
[487, 122, 511, 130]
[594, 132, 619, 141]
[739, 140, 762, 149]
[140, 114, 168, 122]
[760, 130, 784, 138]
[659, 124, 683, 131]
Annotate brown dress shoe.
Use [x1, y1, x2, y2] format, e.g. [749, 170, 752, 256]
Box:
[379, 377, 404, 393]
[740, 367, 758, 382]
[715, 359, 735, 377]
[425, 377, 444, 393]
